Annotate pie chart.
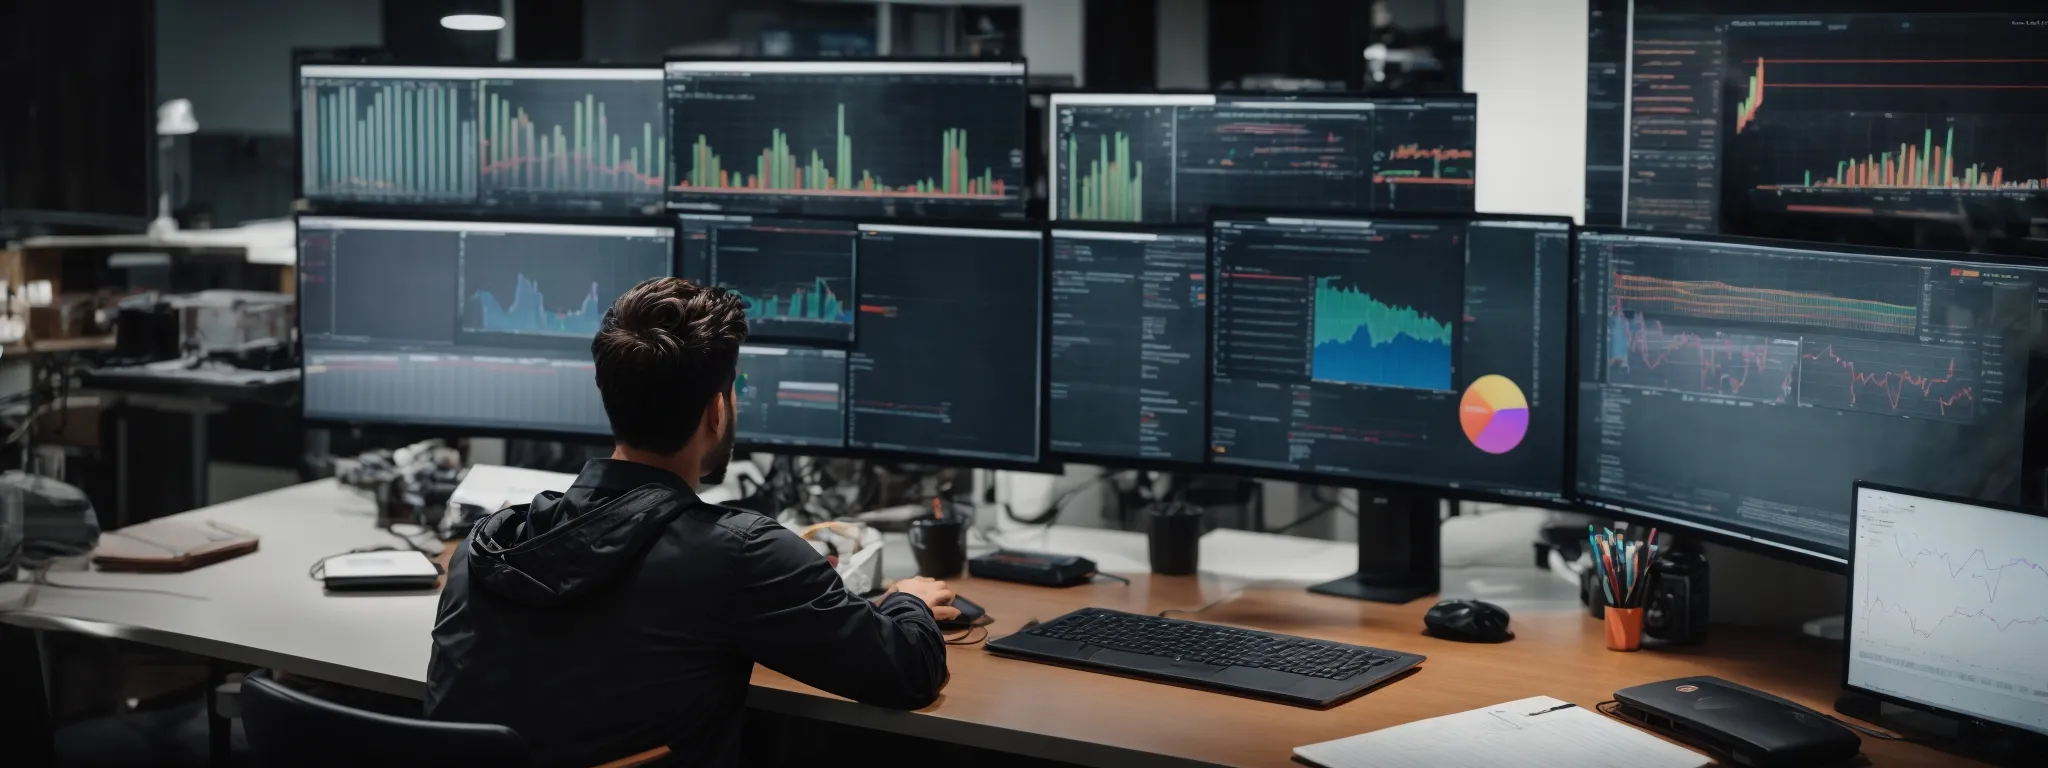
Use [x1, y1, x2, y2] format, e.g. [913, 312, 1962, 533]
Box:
[1460, 375, 1529, 455]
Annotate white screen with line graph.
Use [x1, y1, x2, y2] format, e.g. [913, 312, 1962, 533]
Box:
[1849, 486, 2048, 736]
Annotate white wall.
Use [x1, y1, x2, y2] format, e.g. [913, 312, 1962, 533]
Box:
[156, 0, 383, 136]
[1463, 0, 1586, 219]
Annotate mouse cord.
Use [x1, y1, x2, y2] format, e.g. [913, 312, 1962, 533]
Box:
[944, 625, 988, 646]
[1159, 595, 1233, 618]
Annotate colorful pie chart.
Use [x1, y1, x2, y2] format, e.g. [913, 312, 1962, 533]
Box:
[1460, 375, 1529, 455]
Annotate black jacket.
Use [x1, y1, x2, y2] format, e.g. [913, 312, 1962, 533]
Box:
[426, 459, 948, 767]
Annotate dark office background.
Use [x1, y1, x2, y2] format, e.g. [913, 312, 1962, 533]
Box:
[0, 0, 1464, 237]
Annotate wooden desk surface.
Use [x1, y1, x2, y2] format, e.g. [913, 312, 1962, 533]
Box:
[747, 573, 1972, 768]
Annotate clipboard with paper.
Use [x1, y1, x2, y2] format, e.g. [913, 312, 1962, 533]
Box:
[1293, 696, 1709, 768]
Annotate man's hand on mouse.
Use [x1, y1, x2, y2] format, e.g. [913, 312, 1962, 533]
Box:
[888, 576, 962, 622]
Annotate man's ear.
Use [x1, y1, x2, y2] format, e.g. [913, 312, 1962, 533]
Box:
[702, 389, 730, 432]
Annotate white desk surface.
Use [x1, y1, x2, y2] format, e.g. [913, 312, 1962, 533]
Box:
[1, 479, 1576, 700]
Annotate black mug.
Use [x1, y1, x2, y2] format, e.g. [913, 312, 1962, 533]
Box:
[1148, 503, 1205, 576]
[909, 517, 967, 578]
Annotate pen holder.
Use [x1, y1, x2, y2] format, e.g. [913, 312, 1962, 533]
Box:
[1604, 607, 1644, 652]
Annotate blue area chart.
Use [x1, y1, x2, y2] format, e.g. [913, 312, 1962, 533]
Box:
[474, 275, 605, 336]
[1309, 277, 1453, 391]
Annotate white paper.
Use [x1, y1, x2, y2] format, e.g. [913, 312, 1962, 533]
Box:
[448, 464, 576, 512]
[1294, 696, 1708, 768]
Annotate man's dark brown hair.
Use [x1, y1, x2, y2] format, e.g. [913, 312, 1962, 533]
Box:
[591, 278, 748, 455]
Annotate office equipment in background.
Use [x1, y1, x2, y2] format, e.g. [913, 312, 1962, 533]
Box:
[1591, 526, 1660, 651]
[1208, 214, 1572, 501]
[1049, 93, 1476, 223]
[297, 216, 673, 437]
[968, 550, 1098, 587]
[297, 65, 667, 215]
[1583, 5, 2048, 255]
[1643, 540, 1711, 644]
[1843, 482, 2048, 748]
[987, 607, 1425, 708]
[845, 224, 1044, 465]
[664, 60, 1028, 220]
[1047, 227, 1209, 466]
[314, 550, 440, 591]
[1612, 677, 1860, 768]
[1575, 230, 2048, 565]
[1422, 598, 1512, 643]
[1294, 695, 1709, 768]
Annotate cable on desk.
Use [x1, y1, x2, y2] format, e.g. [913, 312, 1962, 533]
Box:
[944, 625, 989, 646]
[1093, 572, 1131, 586]
[1159, 596, 1233, 618]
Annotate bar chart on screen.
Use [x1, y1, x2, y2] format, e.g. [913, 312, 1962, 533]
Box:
[301, 77, 478, 203]
[478, 77, 667, 209]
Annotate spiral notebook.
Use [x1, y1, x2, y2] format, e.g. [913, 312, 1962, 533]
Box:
[1293, 696, 1708, 768]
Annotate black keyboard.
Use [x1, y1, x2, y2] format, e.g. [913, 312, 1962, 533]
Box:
[986, 607, 1424, 707]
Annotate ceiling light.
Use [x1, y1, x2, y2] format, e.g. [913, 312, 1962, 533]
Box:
[441, 14, 506, 32]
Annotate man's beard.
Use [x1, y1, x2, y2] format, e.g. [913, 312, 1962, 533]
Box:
[700, 397, 737, 486]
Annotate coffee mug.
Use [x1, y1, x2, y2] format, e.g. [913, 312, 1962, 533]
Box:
[909, 517, 967, 578]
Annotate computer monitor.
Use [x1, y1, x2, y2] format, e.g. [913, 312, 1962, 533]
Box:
[1576, 230, 2048, 564]
[1048, 227, 1209, 466]
[1583, 4, 2048, 254]
[663, 60, 1028, 221]
[298, 65, 667, 215]
[297, 216, 674, 437]
[1207, 214, 1573, 502]
[1847, 482, 2048, 740]
[846, 224, 1044, 466]
[736, 344, 848, 450]
[1048, 93, 1476, 224]
[704, 217, 859, 345]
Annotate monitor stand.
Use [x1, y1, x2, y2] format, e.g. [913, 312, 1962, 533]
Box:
[1307, 488, 1440, 604]
[1835, 690, 2046, 764]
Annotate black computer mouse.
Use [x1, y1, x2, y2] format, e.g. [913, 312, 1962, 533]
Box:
[1423, 598, 1513, 643]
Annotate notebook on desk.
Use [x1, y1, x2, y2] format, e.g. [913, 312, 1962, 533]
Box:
[1294, 696, 1708, 768]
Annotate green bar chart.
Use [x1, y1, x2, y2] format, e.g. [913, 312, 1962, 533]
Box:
[301, 78, 477, 202]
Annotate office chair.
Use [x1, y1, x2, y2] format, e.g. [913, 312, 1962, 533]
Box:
[239, 669, 675, 767]
[239, 669, 532, 767]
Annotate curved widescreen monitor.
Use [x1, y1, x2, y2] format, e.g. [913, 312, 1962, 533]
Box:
[663, 60, 1028, 221]
[1049, 93, 1477, 224]
[297, 65, 668, 216]
[1207, 213, 1572, 502]
[1576, 229, 2048, 565]
[298, 216, 674, 437]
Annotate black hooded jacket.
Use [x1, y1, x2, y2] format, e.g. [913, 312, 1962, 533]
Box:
[426, 459, 948, 767]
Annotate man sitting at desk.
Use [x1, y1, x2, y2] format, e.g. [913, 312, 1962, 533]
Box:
[427, 277, 959, 767]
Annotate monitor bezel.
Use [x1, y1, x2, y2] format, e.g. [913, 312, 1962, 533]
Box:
[1202, 207, 1580, 511]
[1044, 91, 1479, 224]
[292, 60, 668, 219]
[1043, 222, 1217, 473]
[659, 56, 1032, 224]
[293, 210, 676, 443]
[1843, 479, 2048, 741]
[1572, 225, 2048, 572]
